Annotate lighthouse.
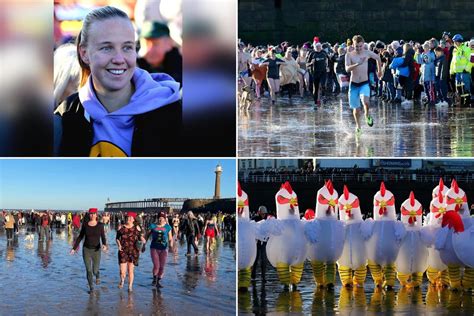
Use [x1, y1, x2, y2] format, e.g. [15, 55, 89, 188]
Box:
[214, 164, 223, 199]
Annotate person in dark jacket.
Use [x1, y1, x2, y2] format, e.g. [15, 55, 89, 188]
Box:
[381, 51, 395, 101]
[70, 208, 108, 293]
[434, 46, 450, 105]
[306, 41, 328, 107]
[56, 6, 181, 157]
[399, 45, 415, 101]
[137, 21, 182, 87]
[184, 211, 200, 256]
[251, 206, 269, 282]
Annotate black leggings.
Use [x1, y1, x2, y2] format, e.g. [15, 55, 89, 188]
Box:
[251, 241, 268, 279]
[186, 234, 198, 254]
[312, 72, 326, 103]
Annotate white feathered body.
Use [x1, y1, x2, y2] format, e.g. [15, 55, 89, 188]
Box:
[395, 228, 429, 274]
[367, 220, 403, 265]
[238, 218, 257, 269]
[266, 219, 307, 266]
[306, 219, 344, 262]
[338, 221, 367, 269]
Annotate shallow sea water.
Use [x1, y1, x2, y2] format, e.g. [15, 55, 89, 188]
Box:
[239, 93, 474, 157]
[0, 226, 235, 315]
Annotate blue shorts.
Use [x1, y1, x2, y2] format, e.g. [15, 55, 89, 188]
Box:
[349, 81, 370, 109]
[239, 70, 249, 78]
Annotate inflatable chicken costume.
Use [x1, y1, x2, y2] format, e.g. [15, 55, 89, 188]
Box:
[305, 180, 344, 288]
[395, 191, 429, 287]
[237, 182, 257, 290]
[365, 182, 405, 288]
[265, 182, 307, 289]
[337, 185, 368, 287]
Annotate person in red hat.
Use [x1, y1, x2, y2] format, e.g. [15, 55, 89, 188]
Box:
[116, 211, 146, 292]
[143, 211, 174, 288]
[70, 208, 108, 294]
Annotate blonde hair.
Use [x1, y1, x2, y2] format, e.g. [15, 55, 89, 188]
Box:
[402, 43, 411, 55]
[54, 43, 80, 107]
[76, 6, 130, 87]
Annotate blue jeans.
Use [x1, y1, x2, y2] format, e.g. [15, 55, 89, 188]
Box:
[455, 72, 471, 95]
[384, 81, 395, 100]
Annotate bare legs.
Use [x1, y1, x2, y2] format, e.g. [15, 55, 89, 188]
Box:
[353, 96, 371, 130]
[267, 78, 280, 103]
[119, 263, 126, 289]
[119, 262, 135, 291]
[128, 263, 134, 291]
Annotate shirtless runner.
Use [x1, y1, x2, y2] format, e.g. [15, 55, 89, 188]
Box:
[345, 35, 382, 134]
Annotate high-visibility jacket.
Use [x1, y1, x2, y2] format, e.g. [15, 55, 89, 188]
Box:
[450, 43, 472, 75]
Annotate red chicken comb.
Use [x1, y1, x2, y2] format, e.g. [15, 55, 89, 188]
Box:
[438, 190, 444, 204]
[281, 181, 293, 194]
[409, 191, 415, 207]
[439, 178, 444, 191]
[380, 182, 386, 197]
[343, 185, 350, 200]
[451, 179, 459, 194]
[326, 179, 334, 195]
[237, 181, 242, 197]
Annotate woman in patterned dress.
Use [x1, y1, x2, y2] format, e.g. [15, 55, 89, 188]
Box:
[116, 212, 146, 292]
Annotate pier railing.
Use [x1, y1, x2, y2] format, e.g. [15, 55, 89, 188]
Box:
[240, 173, 474, 184]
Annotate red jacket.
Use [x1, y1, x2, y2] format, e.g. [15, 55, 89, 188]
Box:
[72, 215, 81, 229]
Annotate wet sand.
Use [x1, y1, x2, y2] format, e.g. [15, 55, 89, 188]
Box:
[239, 260, 474, 315]
[238, 93, 474, 157]
[0, 226, 236, 315]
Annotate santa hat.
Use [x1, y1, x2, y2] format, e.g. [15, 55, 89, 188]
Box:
[313, 36, 320, 44]
[126, 212, 137, 219]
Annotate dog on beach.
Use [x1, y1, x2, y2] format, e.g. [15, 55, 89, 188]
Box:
[239, 85, 253, 111]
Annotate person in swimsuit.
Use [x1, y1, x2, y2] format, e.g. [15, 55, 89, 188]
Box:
[345, 35, 382, 134]
[260, 48, 285, 104]
[296, 46, 310, 97]
[172, 214, 180, 239]
[203, 214, 220, 254]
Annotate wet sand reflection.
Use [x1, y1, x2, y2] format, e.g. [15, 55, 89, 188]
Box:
[239, 95, 474, 157]
[239, 261, 474, 315]
[0, 226, 235, 315]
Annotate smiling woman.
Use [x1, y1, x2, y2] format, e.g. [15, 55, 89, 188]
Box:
[55, 6, 182, 157]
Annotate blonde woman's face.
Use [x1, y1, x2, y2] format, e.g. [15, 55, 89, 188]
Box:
[80, 18, 136, 94]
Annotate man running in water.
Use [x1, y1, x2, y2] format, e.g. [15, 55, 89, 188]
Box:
[345, 35, 382, 133]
